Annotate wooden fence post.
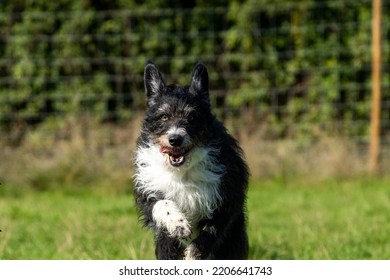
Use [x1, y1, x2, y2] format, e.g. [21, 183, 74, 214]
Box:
[369, 0, 382, 175]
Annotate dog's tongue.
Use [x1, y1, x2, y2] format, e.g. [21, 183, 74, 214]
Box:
[160, 146, 187, 167]
[160, 147, 182, 156]
[159, 146, 169, 154]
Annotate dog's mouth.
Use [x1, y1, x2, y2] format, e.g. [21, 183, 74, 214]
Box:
[160, 146, 191, 167]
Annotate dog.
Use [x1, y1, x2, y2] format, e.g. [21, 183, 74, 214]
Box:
[133, 61, 249, 260]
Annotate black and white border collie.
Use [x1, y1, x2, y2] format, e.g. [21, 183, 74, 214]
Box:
[133, 61, 249, 260]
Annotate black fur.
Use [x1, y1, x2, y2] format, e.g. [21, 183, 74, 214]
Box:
[133, 61, 249, 260]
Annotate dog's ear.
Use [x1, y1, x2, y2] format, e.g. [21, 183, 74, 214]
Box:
[189, 63, 210, 103]
[144, 61, 166, 102]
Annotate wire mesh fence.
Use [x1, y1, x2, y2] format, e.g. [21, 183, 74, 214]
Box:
[0, 0, 389, 150]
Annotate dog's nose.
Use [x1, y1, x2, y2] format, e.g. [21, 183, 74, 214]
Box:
[169, 134, 184, 147]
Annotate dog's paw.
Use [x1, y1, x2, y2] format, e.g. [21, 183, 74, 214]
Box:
[166, 214, 191, 239]
[153, 200, 191, 239]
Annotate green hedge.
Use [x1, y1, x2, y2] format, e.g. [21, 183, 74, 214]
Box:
[0, 0, 388, 139]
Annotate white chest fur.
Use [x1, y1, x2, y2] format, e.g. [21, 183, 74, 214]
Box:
[134, 144, 225, 224]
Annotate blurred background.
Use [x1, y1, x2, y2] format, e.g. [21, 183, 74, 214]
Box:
[1, 0, 390, 185]
[0, 0, 389, 259]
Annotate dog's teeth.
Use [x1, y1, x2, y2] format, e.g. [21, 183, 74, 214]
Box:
[169, 155, 185, 166]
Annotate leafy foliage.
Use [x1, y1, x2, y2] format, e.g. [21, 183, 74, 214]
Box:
[0, 0, 388, 139]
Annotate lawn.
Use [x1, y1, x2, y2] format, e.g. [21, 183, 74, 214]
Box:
[1, 178, 389, 259]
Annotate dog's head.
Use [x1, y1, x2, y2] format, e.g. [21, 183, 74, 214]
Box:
[142, 61, 214, 168]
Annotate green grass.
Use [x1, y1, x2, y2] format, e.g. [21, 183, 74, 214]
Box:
[0, 190, 154, 259]
[1, 178, 389, 259]
[248, 178, 390, 259]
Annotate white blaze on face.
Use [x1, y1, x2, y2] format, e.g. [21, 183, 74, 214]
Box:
[167, 126, 187, 140]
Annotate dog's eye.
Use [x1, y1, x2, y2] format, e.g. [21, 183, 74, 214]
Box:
[160, 115, 169, 121]
[188, 115, 194, 121]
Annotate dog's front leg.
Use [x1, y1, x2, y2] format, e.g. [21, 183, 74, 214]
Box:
[152, 200, 192, 239]
[184, 228, 216, 260]
[184, 243, 201, 260]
